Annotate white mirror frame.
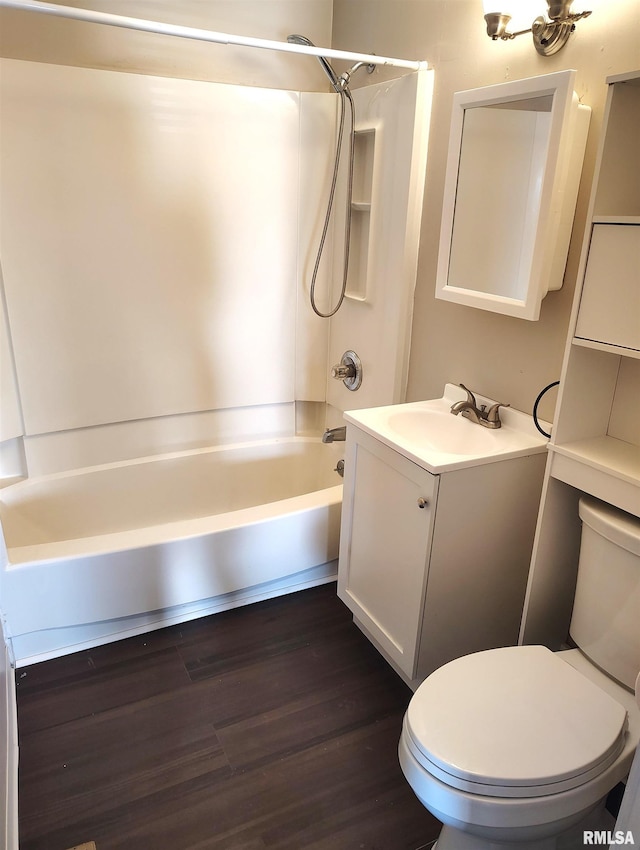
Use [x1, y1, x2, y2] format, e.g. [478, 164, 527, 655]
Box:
[435, 70, 590, 321]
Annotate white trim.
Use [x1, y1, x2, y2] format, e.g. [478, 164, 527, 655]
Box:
[0, 0, 427, 71]
[1, 616, 18, 850]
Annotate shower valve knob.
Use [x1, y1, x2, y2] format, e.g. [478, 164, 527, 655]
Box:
[331, 363, 355, 380]
[331, 350, 363, 392]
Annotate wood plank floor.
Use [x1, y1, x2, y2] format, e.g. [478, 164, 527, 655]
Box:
[16, 582, 441, 850]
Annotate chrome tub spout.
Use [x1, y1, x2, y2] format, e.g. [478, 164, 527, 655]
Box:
[322, 426, 347, 443]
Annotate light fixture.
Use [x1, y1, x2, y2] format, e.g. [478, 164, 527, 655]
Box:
[483, 0, 591, 55]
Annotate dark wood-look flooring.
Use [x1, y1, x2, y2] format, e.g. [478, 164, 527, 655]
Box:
[16, 582, 441, 850]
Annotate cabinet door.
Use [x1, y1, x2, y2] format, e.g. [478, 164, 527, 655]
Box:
[338, 429, 438, 679]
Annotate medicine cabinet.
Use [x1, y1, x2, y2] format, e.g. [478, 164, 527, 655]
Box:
[435, 70, 590, 320]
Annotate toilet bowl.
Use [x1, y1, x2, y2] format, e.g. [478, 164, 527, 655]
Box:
[399, 645, 640, 849]
[399, 496, 640, 850]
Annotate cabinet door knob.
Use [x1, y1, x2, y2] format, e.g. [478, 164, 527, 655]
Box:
[417, 497, 429, 509]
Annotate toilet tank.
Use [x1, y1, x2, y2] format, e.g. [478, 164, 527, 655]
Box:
[570, 496, 640, 690]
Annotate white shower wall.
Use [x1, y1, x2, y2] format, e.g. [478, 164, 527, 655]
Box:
[0, 265, 21, 446]
[327, 69, 433, 416]
[0, 58, 430, 476]
[0, 59, 335, 474]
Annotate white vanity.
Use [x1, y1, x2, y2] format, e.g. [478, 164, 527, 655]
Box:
[337, 383, 548, 688]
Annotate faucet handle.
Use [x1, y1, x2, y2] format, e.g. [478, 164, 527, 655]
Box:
[458, 383, 477, 407]
[331, 363, 356, 380]
[485, 401, 510, 425]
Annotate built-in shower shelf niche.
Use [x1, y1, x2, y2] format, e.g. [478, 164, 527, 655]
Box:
[352, 127, 376, 202]
[346, 126, 377, 302]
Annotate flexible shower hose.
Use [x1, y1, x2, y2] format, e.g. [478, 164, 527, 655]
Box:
[309, 85, 356, 318]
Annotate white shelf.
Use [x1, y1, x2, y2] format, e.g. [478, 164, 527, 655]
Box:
[553, 436, 640, 483]
[592, 215, 640, 224]
[550, 437, 640, 517]
[351, 201, 371, 212]
[572, 337, 640, 359]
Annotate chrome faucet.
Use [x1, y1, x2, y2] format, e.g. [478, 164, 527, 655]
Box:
[450, 383, 509, 429]
[322, 426, 347, 443]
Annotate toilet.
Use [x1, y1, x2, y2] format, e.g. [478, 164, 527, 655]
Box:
[399, 495, 640, 850]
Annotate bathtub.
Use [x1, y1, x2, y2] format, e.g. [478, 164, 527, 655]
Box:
[0, 437, 343, 665]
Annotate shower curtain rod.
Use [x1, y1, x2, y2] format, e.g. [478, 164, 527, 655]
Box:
[0, 0, 426, 71]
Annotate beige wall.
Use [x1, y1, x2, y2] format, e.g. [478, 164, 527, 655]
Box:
[333, 0, 640, 421]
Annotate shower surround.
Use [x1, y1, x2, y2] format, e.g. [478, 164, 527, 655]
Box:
[0, 57, 431, 663]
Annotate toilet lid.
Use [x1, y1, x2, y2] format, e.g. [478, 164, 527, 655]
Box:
[406, 646, 628, 797]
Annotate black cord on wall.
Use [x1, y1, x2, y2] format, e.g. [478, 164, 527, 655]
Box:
[533, 381, 560, 439]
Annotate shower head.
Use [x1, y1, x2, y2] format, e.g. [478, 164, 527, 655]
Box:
[287, 33, 342, 92]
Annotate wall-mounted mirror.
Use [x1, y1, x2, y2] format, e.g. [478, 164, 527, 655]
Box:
[435, 70, 590, 320]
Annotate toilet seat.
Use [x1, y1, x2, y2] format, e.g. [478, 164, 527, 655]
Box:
[405, 645, 628, 799]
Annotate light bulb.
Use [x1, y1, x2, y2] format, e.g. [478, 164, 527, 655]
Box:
[482, 0, 507, 14]
[510, 0, 547, 29]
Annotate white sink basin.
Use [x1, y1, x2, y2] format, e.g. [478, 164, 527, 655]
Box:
[387, 408, 503, 456]
[344, 384, 549, 473]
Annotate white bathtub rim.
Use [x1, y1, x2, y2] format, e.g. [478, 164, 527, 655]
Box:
[5, 483, 343, 568]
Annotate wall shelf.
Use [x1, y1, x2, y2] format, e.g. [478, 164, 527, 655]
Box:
[592, 215, 640, 224]
[572, 338, 640, 359]
[551, 438, 640, 517]
[553, 436, 640, 482]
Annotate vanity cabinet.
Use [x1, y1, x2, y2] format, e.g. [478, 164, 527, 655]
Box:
[521, 71, 640, 649]
[338, 424, 546, 687]
[338, 430, 438, 680]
